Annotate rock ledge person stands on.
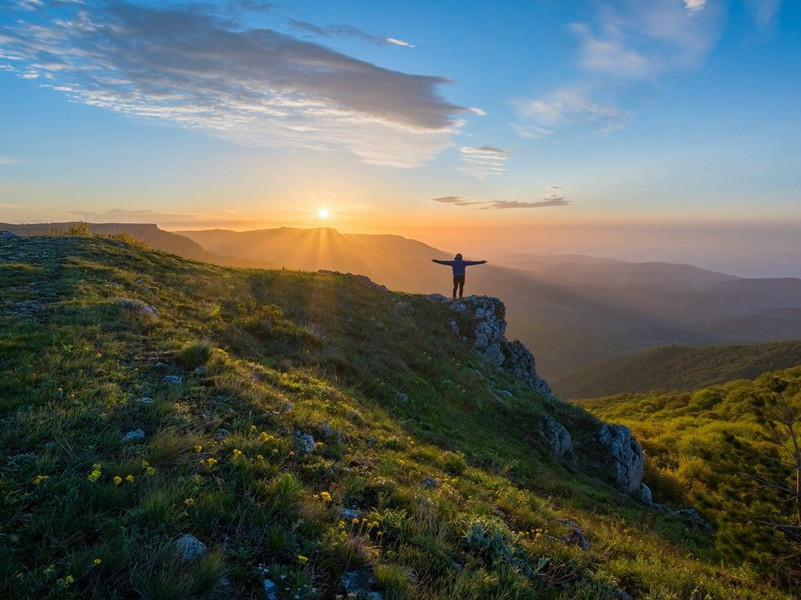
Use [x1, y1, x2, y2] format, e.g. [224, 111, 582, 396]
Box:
[432, 253, 487, 299]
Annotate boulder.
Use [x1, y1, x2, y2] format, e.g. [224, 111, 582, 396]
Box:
[634, 483, 653, 504]
[542, 416, 573, 457]
[175, 534, 206, 561]
[163, 375, 182, 385]
[341, 569, 382, 599]
[598, 425, 644, 493]
[507, 341, 554, 397]
[121, 429, 146, 442]
[296, 433, 316, 454]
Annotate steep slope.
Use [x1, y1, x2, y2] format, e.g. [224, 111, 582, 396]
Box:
[555, 340, 801, 398]
[574, 370, 801, 587]
[0, 234, 785, 599]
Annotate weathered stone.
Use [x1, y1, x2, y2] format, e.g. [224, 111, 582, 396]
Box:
[175, 534, 206, 561]
[341, 569, 381, 598]
[0, 231, 19, 241]
[121, 429, 145, 442]
[542, 416, 573, 457]
[675, 508, 712, 530]
[163, 375, 182, 385]
[507, 340, 554, 397]
[366, 436, 376, 448]
[448, 319, 459, 334]
[556, 517, 590, 551]
[117, 298, 158, 319]
[192, 365, 208, 376]
[215, 428, 230, 440]
[296, 433, 316, 454]
[262, 578, 279, 600]
[634, 483, 653, 504]
[598, 425, 644, 493]
[422, 476, 438, 489]
[339, 507, 361, 521]
[136, 397, 153, 404]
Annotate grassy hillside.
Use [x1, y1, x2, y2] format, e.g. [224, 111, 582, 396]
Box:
[555, 341, 801, 398]
[0, 233, 791, 599]
[575, 371, 801, 587]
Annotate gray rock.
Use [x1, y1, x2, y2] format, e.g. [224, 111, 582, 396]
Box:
[422, 476, 438, 489]
[215, 428, 230, 440]
[175, 534, 206, 561]
[339, 508, 361, 521]
[448, 319, 460, 334]
[341, 569, 381, 598]
[481, 342, 505, 366]
[192, 365, 208, 376]
[598, 425, 644, 493]
[556, 517, 590, 551]
[154, 361, 169, 368]
[427, 293, 448, 302]
[366, 436, 376, 448]
[117, 298, 158, 319]
[136, 397, 153, 404]
[634, 483, 653, 504]
[675, 508, 712, 530]
[284, 402, 295, 411]
[506, 340, 554, 397]
[319, 422, 334, 438]
[262, 578, 279, 600]
[163, 375, 182, 385]
[296, 433, 316, 454]
[0, 231, 19, 240]
[542, 416, 573, 457]
[121, 428, 146, 442]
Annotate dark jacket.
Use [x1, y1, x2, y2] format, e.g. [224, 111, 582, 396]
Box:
[432, 258, 486, 277]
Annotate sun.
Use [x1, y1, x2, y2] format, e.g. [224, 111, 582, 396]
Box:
[318, 208, 330, 219]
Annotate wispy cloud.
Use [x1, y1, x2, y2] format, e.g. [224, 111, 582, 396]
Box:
[515, 88, 627, 139]
[457, 145, 508, 179]
[432, 192, 569, 210]
[515, 0, 723, 139]
[289, 19, 414, 48]
[69, 208, 263, 229]
[0, 1, 464, 167]
[745, 0, 783, 28]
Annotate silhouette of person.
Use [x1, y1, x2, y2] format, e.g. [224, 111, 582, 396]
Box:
[432, 253, 487, 299]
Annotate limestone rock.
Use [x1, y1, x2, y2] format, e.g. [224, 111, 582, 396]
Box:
[117, 298, 158, 319]
[598, 425, 644, 493]
[163, 375, 182, 385]
[121, 429, 145, 442]
[262, 578, 279, 600]
[175, 534, 206, 561]
[507, 340, 554, 397]
[634, 483, 653, 504]
[542, 416, 573, 457]
[341, 569, 382, 599]
[422, 476, 439, 489]
[296, 433, 316, 454]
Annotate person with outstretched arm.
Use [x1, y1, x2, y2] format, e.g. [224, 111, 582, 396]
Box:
[432, 253, 487, 299]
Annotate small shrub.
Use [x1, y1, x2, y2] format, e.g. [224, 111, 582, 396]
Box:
[177, 342, 212, 369]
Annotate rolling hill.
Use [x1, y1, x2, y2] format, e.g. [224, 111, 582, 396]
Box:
[0, 231, 791, 599]
[554, 340, 801, 398]
[8, 222, 801, 380]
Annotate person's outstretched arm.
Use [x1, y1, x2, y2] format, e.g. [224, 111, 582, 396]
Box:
[431, 259, 452, 265]
[464, 259, 488, 266]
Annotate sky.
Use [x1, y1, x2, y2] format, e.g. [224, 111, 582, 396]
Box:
[1, 0, 800, 275]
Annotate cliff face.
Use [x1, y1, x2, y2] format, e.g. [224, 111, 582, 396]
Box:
[428, 295, 554, 398]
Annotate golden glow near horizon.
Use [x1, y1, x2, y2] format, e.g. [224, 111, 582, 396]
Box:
[318, 208, 330, 219]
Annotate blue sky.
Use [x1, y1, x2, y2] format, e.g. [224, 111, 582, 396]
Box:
[1, 0, 800, 273]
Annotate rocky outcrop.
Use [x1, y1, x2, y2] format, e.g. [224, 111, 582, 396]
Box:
[430, 295, 554, 398]
[542, 416, 573, 457]
[598, 424, 644, 493]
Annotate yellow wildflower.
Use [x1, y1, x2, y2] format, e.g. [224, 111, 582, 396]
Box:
[113, 476, 122, 486]
[194, 445, 203, 454]
[93, 558, 101, 566]
[232, 449, 243, 459]
[125, 474, 134, 483]
[145, 466, 156, 476]
[65, 575, 74, 584]
[319, 491, 332, 503]
[256, 454, 264, 461]
[250, 425, 257, 431]
[297, 555, 308, 564]
[352, 518, 360, 525]
[32, 475, 49, 485]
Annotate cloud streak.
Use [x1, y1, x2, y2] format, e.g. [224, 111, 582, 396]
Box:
[432, 193, 568, 210]
[288, 19, 414, 48]
[0, 1, 465, 167]
[457, 145, 509, 179]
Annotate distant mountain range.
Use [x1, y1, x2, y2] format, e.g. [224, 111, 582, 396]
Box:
[554, 339, 801, 398]
[6, 221, 801, 380]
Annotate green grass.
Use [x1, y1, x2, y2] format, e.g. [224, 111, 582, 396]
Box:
[575, 370, 801, 587]
[0, 235, 791, 599]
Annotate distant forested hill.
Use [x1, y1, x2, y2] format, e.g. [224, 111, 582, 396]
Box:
[554, 340, 801, 398]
